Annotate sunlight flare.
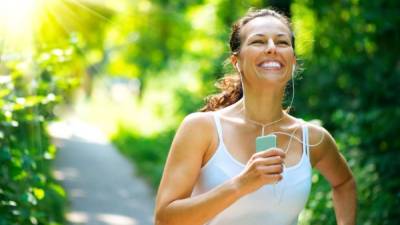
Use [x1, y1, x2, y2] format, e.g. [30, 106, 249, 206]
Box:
[0, 0, 38, 52]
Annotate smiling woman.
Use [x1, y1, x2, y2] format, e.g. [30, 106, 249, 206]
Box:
[155, 7, 357, 225]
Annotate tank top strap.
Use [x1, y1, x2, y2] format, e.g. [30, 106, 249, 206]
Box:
[302, 123, 310, 156]
[213, 112, 224, 141]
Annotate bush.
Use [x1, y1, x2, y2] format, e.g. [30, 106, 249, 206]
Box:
[112, 127, 175, 189]
[293, 0, 400, 224]
[0, 47, 81, 225]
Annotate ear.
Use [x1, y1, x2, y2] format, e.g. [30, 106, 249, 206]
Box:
[231, 54, 239, 71]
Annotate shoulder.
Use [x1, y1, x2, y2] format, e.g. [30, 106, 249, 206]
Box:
[167, 111, 217, 168]
[172, 111, 216, 150]
[179, 111, 215, 134]
[305, 120, 334, 147]
[301, 120, 338, 166]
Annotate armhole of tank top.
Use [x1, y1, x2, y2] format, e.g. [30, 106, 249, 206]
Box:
[213, 112, 223, 143]
[197, 112, 223, 170]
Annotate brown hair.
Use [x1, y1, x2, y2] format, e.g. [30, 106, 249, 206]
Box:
[200, 8, 295, 112]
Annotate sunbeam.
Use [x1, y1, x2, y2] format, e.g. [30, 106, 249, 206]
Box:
[0, 0, 116, 55]
[0, 0, 37, 53]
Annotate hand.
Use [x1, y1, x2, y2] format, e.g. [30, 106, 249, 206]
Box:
[234, 148, 286, 195]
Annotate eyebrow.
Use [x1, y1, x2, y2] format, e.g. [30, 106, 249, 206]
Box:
[249, 33, 289, 38]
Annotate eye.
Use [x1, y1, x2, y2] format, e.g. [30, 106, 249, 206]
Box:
[276, 40, 290, 46]
[250, 40, 264, 45]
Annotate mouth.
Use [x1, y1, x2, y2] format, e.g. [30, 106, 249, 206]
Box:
[257, 60, 284, 71]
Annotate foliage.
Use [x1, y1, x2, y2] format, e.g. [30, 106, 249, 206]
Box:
[1, 1, 116, 224]
[292, 0, 400, 224]
[0, 46, 82, 224]
[112, 127, 175, 189]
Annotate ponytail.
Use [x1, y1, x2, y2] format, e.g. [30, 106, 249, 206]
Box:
[200, 74, 243, 112]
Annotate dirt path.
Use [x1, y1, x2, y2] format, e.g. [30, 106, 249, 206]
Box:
[51, 120, 155, 225]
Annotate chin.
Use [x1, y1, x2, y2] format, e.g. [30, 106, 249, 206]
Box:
[256, 70, 288, 81]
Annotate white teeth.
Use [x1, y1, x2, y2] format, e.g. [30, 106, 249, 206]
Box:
[260, 61, 281, 69]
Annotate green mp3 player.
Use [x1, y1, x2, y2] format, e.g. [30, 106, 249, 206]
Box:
[255, 134, 277, 152]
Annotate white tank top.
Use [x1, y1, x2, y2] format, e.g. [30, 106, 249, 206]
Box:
[191, 112, 312, 225]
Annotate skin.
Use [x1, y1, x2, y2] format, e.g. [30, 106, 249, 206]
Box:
[155, 16, 357, 225]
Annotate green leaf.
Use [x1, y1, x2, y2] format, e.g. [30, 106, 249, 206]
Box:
[32, 188, 45, 200]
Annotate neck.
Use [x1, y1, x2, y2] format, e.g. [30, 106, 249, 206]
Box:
[239, 86, 286, 125]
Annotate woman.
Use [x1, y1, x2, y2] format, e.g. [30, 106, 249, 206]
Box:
[155, 8, 356, 225]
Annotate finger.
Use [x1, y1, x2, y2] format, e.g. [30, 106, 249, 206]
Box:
[252, 156, 284, 166]
[261, 174, 283, 183]
[258, 164, 284, 174]
[254, 148, 286, 159]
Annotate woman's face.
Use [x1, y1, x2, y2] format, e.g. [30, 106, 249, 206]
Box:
[235, 16, 295, 86]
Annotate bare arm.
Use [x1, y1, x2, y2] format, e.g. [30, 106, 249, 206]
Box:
[310, 125, 357, 225]
[155, 113, 285, 225]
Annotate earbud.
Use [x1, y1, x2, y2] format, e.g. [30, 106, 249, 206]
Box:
[236, 62, 240, 73]
[292, 64, 296, 77]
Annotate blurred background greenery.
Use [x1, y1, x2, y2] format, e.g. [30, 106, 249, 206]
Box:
[0, 0, 399, 224]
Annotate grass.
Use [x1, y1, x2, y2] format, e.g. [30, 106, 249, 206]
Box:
[111, 126, 175, 190]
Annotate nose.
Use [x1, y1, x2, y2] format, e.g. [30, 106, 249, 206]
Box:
[265, 38, 277, 54]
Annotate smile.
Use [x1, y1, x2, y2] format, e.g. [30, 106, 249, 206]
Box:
[258, 60, 283, 70]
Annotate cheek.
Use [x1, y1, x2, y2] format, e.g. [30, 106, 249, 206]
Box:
[241, 48, 260, 62]
[282, 48, 295, 60]
[280, 53, 295, 68]
[238, 52, 255, 68]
